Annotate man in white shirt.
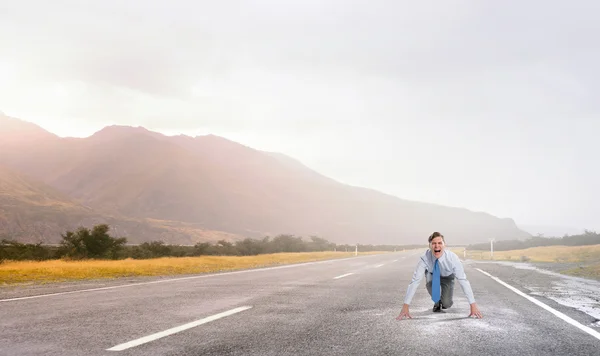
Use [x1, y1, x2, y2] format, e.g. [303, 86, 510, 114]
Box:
[396, 232, 483, 319]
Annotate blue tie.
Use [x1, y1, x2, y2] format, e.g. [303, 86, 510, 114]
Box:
[432, 259, 441, 303]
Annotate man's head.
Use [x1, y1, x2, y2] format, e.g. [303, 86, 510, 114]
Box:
[428, 232, 445, 259]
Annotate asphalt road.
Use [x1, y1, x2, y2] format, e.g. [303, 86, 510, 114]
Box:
[1, 250, 600, 356]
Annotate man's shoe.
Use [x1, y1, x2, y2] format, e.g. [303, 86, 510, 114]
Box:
[433, 302, 442, 312]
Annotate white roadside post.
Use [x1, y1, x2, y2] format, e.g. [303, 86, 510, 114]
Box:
[490, 238, 495, 260]
[355, 244, 358, 256]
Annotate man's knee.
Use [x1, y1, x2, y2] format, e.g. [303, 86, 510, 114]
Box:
[441, 295, 453, 308]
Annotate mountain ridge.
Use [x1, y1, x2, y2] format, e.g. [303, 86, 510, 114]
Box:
[0, 114, 531, 245]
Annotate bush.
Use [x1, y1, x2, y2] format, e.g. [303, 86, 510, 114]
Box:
[137, 241, 171, 258]
[0, 239, 56, 261]
[58, 224, 127, 259]
[234, 238, 267, 256]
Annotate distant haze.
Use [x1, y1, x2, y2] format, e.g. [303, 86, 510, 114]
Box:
[0, 1, 598, 231]
[0, 118, 531, 245]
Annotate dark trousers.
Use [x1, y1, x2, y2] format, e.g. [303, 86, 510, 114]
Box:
[426, 274, 455, 308]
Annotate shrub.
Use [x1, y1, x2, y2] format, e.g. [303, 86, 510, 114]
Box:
[59, 224, 127, 259]
[0, 239, 55, 261]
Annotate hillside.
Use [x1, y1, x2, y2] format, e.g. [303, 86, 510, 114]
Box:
[0, 164, 242, 244]
[0, 113, 531, 245]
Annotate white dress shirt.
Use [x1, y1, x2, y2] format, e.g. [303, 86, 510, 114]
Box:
[403, 249, 476, 305]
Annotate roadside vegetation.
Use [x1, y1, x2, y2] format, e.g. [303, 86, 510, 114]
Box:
[0, 251, 376, 285]
[0, 224, 419, 285]
[466, 230, 600, 251]
[462, 232, 600, 280]
[0, 224, 421, 263]
[464, 244, 600, 263]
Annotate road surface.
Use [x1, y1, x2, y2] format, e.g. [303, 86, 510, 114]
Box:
[1, 251, 599, 355]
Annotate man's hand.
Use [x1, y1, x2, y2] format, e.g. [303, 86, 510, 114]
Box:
[396, 304, 412, 320]
[469, 303, 483, 318]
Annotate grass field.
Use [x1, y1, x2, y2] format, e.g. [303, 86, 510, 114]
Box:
[462, 244, 600, 263]
[459, 244, 600, 279]
[0, 251, 387, 285]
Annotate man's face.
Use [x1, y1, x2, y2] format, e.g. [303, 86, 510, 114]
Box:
[430, 237, 445, 259]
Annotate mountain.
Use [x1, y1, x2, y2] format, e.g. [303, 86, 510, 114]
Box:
[0, 114, 58, 144]
[0, 114, 531, 245]
[0, 164, 242, 244]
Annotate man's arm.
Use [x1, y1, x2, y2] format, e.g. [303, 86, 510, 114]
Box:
[452, 254, 483, 318]
[451, 254, 476, 304]
[403, 258, 427, 305]
[397, 259, 426, 320]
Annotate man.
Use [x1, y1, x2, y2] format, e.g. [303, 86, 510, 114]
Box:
[396, 232, 483, 319]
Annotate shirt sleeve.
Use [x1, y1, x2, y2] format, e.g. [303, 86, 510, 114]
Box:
[403, 258, 427, 305]
[452, 254, 476, 304]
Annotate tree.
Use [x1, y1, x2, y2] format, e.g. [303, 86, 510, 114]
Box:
[307, 236, 335, 252]
[139, 240, 172, 258]
[215, 239, 238, 255]
[59, 224, 127, 259]
[193, 242, 212, 256]
[270, 234, 306, 253]
[235, 238, 265, 256]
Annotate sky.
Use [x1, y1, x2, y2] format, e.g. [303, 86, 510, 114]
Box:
[1, 1, 598, 233]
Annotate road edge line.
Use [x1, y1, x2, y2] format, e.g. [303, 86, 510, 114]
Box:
[475, 268, 600, 341]
[1, 254, 389, 303]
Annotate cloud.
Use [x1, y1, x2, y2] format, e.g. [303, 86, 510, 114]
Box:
[2, 1, 599, 123]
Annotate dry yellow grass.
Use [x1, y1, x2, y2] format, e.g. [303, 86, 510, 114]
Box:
[449, 247, 468, 258]
[0, 251, 386, 285]
[455, 245, 600, 279]
[463, 244, 600, 263]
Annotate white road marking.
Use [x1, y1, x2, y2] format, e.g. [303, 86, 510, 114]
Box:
[334, 273, 354, 279]
[476, 268, 600, 341]
[106, 306, 253, 351]
[1, 255, 383, 303]
[374, 264, 384, 268]
[393, 259, 399, 262]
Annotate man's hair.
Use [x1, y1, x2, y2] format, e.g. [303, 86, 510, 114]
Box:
[428, 232, 445, 243]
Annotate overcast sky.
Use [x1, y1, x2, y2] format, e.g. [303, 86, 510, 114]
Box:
[1, 0, 598, 233]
